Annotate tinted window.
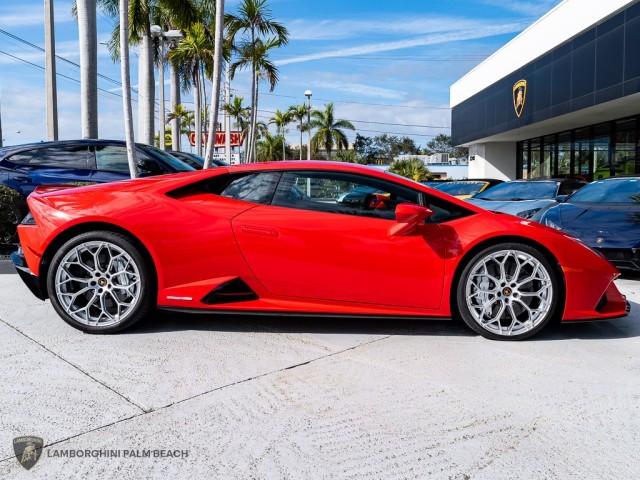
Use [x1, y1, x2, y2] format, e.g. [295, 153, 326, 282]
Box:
[95, 145, 131, 173]
[143, 146, 195, 172]
[272, 171, 419, 221]
[474, 181, 558, 200]
[6, 151, 37, 165]
[219, 172, 281, 204]
[15, 146, 89, 169]
[569, 179, 640, 204]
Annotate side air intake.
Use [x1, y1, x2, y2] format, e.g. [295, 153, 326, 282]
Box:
[201, 278, 259, 305]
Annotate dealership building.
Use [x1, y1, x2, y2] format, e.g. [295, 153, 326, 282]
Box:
[451, 0, 640, 181]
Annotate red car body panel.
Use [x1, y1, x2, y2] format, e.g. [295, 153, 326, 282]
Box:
[16, 162, 627, 323]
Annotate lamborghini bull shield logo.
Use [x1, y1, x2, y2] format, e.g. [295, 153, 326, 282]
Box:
[13, 436, 43, 470]
[513, 79, 527, 117]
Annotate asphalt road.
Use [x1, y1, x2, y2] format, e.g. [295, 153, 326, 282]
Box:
[0, 259, 638, 478]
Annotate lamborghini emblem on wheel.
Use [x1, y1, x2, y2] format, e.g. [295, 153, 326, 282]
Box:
[513, 79, 527, 117]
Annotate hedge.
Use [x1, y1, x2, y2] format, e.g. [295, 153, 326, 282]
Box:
[0, 185, 28, 246]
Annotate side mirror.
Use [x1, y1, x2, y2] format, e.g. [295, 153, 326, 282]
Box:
[554, 195, 568, 203]
[389, 204, 434, 236]
[137, 159, 164, 175]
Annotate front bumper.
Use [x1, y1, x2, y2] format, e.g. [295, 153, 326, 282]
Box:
[11, 247, 46, 300]
[595, 248, 640, 272]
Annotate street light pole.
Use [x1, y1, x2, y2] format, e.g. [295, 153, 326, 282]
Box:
[151, 26, 183, 151]
[44, 0, 58, 140]
[305, 90, 312, 160]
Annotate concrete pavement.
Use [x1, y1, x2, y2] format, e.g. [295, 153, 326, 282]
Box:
[0, 260, 638, 478]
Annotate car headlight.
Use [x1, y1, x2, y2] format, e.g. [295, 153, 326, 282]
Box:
[21, 212, 36, 225]
[543, 217, 562, 230]
[515, 208, 541, 219]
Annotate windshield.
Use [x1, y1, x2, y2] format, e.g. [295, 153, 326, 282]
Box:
[474, 181, 557, 201]
[143, 145, 195, 172]
[435, 181, 486, 196]
[569, 178, 640, 204]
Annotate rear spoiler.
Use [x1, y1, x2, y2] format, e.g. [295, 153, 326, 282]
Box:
[33, 183, 98, 195]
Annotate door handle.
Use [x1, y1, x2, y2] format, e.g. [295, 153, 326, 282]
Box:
[240, 225, 279, 238]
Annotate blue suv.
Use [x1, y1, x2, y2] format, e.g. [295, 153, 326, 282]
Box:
[0, 139, 195, 199]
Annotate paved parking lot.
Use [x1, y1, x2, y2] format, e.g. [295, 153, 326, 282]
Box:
[0, 259, 638, 479]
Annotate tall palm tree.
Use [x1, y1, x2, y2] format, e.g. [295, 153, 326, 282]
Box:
[222, 96, 249, 160]
[226, 0, 288, 162]
[310, 102, 355, 160]
[77, 0, 98, 138]
[270, 109, 292, 161]
[204, 0, 226, 168]
[98, 0, 197, 144]
[288, 103, 307, 160]
[256, 131, 280, 162]
[119, 0, 138, 177]
[230, 37, 280, 162]
[169, 23, 213, 155]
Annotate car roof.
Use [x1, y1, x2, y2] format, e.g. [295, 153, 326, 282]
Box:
[0, 139, 154, 157]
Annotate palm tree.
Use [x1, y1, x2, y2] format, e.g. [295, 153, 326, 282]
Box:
[119, 0, 138, 177]
[222, 96, 249, 159]
[98, 0, 197, 144]
[270, 109, 292, 161]
[169, 23, 213, 155]
[226, 0, 289, 162]
[166, 104, 195, 148]
[256, 131, 281, 161]
[230, 37, 280, 162]
[288, 104, 307, 160]
[388, 158, 433, 182]
[77, 0, 98, 138]
[204, 0, 226, 168]
[310, 102, 355, 160]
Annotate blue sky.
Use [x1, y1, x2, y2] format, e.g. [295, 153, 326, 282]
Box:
[0, 0, 561, 149]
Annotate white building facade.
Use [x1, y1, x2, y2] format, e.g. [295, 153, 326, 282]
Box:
[451, 0, 640, 181]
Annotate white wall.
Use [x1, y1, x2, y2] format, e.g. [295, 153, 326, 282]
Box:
[468, 143, 517, 180]
[451, 0, 635, 107]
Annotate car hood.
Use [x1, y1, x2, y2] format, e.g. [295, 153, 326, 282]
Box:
[466, 198, 555, 216]
[557, 203, 640, 249]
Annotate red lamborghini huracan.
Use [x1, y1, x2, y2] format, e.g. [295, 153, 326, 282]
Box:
[12, 161, 629, 340]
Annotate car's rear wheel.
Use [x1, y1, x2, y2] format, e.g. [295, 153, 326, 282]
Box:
[47, 231, 154, 333]
[456, 243, 560, 340]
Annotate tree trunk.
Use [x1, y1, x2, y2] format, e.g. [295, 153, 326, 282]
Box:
[299, 119, 303, 160]
[194, 68, 202, 156]
[138, 21, 155, 145]
[204, 0, 225, 168]
[77, 0, 98, 139]
[170, 62, 180, 151]
[119, 0, 138, 178]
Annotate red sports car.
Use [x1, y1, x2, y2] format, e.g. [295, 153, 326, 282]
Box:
[12, 161, 629, 340]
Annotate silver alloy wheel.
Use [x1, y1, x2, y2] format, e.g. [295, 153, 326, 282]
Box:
[464, 249, 553, 337]
[54, 241, 141, 327]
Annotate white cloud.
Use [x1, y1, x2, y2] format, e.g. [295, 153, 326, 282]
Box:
[276, 22, 530, 66]
[310, 81, 406, 100]
[480, 0, 562, 17]
[0, 2, 74, 28]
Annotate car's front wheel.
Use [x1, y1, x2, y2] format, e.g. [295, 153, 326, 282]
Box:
[456, 243, 560, 340]
[47, 231, 154, 333]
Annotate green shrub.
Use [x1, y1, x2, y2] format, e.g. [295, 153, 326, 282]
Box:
[0, 185, 28, 246]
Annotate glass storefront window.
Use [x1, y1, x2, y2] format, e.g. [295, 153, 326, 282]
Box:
[593, 123, 611, 180]
[557, 132, 571, 177]
[614, 118, 638, 175]
[530, 139, 541, 178]
[543, 135, 555, 178]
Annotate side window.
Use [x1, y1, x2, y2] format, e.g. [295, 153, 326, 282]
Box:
[26, 146, 89, 169]
[95, 145, 131, 173]
[218, 172, 281, 204]
[6, 151, 37, 165]
[272, 171, 420, 220]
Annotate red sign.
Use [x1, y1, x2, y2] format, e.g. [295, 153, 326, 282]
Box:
[188, 131, 244, 147]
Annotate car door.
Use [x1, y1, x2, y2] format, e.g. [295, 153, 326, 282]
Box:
[2, 145, 93, 197]
[231, 170, 446, 309]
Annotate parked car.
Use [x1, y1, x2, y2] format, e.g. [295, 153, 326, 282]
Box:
[12, 161, 627, 340]
[537, 176, 640, 271]
[430, 179, 503, 199]
[466, 178, 587, 219]
[0, 139, 195, 199]
[168, 150, 229, 170]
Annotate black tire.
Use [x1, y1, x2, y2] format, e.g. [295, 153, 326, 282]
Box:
[455, 242, 560, 341]
[46, 231, 155, 333]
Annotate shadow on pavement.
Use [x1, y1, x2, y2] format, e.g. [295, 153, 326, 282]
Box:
[0, 259, 15, 275]
[126, 301, 639, 341]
